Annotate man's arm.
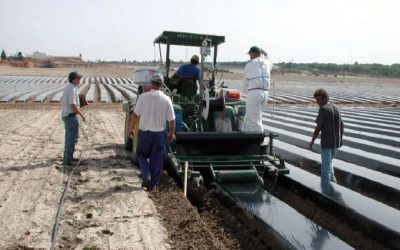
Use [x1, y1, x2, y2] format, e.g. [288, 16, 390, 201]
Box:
[340, 119, 344, 146]
[165, 98, 176, 143]
[309, 125, 321, 149]
[70, 104, 85, 121]
[128, 112, 139, 138]
[167, 119, 175, 143]
[242, 64, 249, 92]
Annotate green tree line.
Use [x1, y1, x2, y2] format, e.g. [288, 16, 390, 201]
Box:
[275, 62, 400, 78]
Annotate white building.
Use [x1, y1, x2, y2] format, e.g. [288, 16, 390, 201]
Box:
[32, 51, 46, 60]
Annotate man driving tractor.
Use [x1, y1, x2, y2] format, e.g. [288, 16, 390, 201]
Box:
[174, 54, 201, 80]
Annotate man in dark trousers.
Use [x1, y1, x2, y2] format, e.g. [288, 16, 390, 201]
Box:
[61, 71, 85, 165]
[128, 74, 175, 191]
[309, 89, 344, 188]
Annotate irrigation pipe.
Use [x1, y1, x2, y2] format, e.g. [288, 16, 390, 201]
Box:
[50, 114, 92, 250]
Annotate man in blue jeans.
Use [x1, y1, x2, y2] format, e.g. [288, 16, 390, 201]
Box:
[128, 74, 175, 191]
[309, 89, 344, 188]
[61, 71, 86, 166]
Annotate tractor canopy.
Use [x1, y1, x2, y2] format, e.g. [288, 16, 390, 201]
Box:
[154, 31, 225, 47]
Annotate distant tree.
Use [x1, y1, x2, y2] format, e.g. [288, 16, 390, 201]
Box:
[17, 51, 24, 60]
[1, 49, 6, 60]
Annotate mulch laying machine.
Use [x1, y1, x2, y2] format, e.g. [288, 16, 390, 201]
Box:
[123, 31, 288, 193]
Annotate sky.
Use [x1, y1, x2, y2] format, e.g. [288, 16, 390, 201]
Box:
[0, 0, 399, 64]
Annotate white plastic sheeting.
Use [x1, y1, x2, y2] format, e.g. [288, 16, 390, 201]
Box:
[228, 80, 400, 104]
[98, 83, 111, 102]
[104, 83, 123, 102]
[85, 81, 96, 103]
[1, 76, 400, 104]
[35, 85, 65, 102]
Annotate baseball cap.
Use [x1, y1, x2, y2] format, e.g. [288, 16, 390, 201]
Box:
[151, 73, 164, 85]
[68, 71, 82, 82]
[247, 46, 261, 54]
[191, 55, 199, 62]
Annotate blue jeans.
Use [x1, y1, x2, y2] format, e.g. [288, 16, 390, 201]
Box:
[321, 148, 338, 187]
[62, 115, 79, 164]
[136, 130, 166, 189]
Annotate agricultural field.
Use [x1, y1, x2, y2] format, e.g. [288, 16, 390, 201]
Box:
[0, 66, 399, 249]
[1, 75, 400, 105]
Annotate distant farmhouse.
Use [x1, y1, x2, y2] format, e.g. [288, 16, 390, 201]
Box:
[25, 51, 84, 67]
[31, 51, 47, 60]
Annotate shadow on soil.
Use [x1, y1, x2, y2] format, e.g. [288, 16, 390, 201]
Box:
[67, 184, 142, 203]
[0, 143, 131, 174]
[0, 158, 62, 173]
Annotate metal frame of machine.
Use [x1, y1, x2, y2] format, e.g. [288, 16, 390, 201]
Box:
[124, 31, 289, 192]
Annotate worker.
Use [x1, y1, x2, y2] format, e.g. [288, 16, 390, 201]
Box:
[309, 89, 344, 189]
[175, 54, 201, 80]
[128, 74, 176, 191]
[61, 71, 85, 166]
[242, 46, 272, 132]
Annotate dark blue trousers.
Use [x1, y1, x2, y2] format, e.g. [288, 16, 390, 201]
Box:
[136, 130, 166, 189]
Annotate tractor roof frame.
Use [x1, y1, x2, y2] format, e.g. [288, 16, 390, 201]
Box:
[154, 31, 225, 82]
[154, 31, 225, 47]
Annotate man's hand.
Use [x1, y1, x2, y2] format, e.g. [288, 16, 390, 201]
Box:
[80, 114, 86, 122]
[309, 140, 314, 150]
[128, 127, 134, 138]
[310, 126, 320, 151]
[167, 133, 175, 143]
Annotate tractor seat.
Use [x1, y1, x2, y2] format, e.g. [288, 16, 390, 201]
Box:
[178, 77, 198, 97]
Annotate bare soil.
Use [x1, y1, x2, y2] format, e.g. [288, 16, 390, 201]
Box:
[0, 109, 169, 249]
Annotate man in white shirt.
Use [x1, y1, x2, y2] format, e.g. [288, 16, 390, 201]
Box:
[242, 46, 272, 132]
[61, 71, 85, 166]
[128, 74, 175, 191]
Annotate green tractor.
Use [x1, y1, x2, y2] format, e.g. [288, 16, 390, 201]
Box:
[123, 31, 288, 193]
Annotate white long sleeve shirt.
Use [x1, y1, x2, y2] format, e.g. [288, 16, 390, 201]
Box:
[243, 57, 272, 92]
